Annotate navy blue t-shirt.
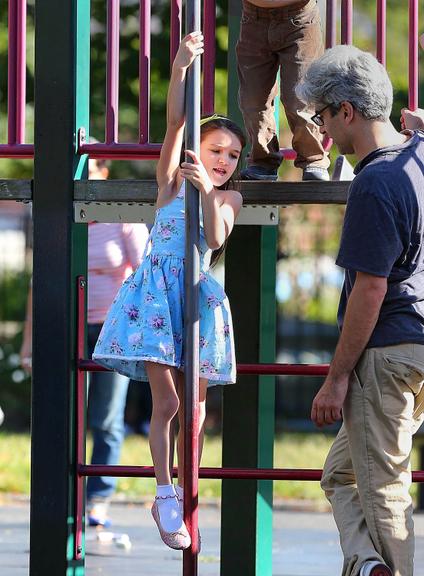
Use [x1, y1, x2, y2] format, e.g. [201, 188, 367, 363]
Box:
[336, 131, 424, 347]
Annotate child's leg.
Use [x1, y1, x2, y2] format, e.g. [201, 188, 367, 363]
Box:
[236, 6, 281, 172]
[278, 3, 329, 172]
[145, 361, 180, 485]
[146, 362, 191, 548]
[176, 374, 208, 488]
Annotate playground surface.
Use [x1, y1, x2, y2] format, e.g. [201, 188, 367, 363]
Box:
[3, 498, 424, 575]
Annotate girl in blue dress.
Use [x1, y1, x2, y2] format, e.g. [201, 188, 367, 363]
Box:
[93, 31, 245, 550]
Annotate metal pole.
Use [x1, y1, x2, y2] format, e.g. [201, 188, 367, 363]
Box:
[202, 0, 216, 115]
[31, 0, 87, 572]
[183, 0, 201, 572]
[325, 0, 337, 49]
[8, 0, 27, 144]
[376, 0, 387, 66]
[31, 0, 90, 572]
[170, 0, 182, 65]
[75, 277, 88, 560]
[106, 0, 120, 144]
[408, 0, 419, 111]
[80, 358, 331, 376]
[341, 0, 353, 45]
[139, 0, 151, 144]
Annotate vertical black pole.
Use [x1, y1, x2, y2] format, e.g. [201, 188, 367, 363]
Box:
[30, 0, 88, 573]
[183, 0, 201, 573]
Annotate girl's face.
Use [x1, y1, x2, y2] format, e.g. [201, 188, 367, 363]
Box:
[199, 128, 242, 187]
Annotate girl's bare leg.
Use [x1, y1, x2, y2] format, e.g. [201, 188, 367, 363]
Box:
[145, 362, 179, 486]
[176, 374, 208, 487]
[146, 362, 191, 549]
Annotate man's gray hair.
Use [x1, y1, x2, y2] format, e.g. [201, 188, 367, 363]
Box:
[296, 45, 393, 121]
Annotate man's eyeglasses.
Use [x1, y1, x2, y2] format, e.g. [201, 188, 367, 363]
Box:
[311, 103, 333, 126]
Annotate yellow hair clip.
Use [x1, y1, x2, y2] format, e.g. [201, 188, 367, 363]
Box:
[200, 113, 228, 126]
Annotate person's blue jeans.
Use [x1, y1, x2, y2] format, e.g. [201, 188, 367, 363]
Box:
[87, 323, 129, 502]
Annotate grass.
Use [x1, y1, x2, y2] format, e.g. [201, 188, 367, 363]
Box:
[0, 431, 421, 505]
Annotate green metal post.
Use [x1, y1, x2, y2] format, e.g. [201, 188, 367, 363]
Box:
[30, 0, 89, 574]
[220, 2, 276, 574]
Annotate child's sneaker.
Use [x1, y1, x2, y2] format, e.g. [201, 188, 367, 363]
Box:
[87, 500, 112, 528]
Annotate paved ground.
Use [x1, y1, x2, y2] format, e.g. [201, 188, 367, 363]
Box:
[3, 499, 424, 575]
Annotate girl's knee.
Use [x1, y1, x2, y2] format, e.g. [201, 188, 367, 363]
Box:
[153, 394, 180, 422]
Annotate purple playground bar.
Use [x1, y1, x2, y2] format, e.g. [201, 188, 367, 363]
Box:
[409, 0, 419, 111]
[1, 0, 33, 158]
[106, 0, 120, 145]
[341, 0, 353, 45]
[139, 0, 151, 144]
[170, 0, 182, 65]
[8, 0, 26, 145]
[202, 0, 216, 115]
[376, 0, 386, 65]
[325, 0, 337, 49]
[80, 358, 330, 377]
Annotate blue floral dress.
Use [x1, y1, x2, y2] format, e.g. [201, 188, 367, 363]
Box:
[93, 184, 236, 386]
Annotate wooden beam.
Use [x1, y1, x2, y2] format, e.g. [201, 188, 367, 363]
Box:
[0, 179, 32, 200]
[0, 178, 350, 205]
[73, 179, 350, 205]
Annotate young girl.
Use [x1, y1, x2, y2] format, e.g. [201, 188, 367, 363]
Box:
[93, 31, 246, 550]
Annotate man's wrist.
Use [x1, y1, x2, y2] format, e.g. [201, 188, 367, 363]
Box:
[326, 369, 351, 385]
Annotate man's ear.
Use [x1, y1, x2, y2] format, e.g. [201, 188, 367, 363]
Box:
[341, 101, 354, 124]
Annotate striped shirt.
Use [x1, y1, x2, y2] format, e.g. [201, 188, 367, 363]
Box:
[88, 222, 149, 324]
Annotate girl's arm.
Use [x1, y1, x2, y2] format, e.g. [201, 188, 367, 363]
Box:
[180, 150, 242, 249]
[201, 188, 243, 249]
[156, 32, 204, 205]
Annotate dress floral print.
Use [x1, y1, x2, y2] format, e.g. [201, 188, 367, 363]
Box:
[93, 184, 236, 386]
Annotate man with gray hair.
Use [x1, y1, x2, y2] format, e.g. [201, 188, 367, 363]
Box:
[296, 45, 424, 576]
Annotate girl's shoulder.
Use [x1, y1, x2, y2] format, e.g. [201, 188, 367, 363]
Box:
[220, 188, 243, 210]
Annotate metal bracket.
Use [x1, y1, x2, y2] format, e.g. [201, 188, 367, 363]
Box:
[74, 202, 279, 226]
[77, 127, 87, 151]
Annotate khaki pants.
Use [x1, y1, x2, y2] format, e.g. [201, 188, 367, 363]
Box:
[236, 0, 329, 170]
[322, 344, 424, 576]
